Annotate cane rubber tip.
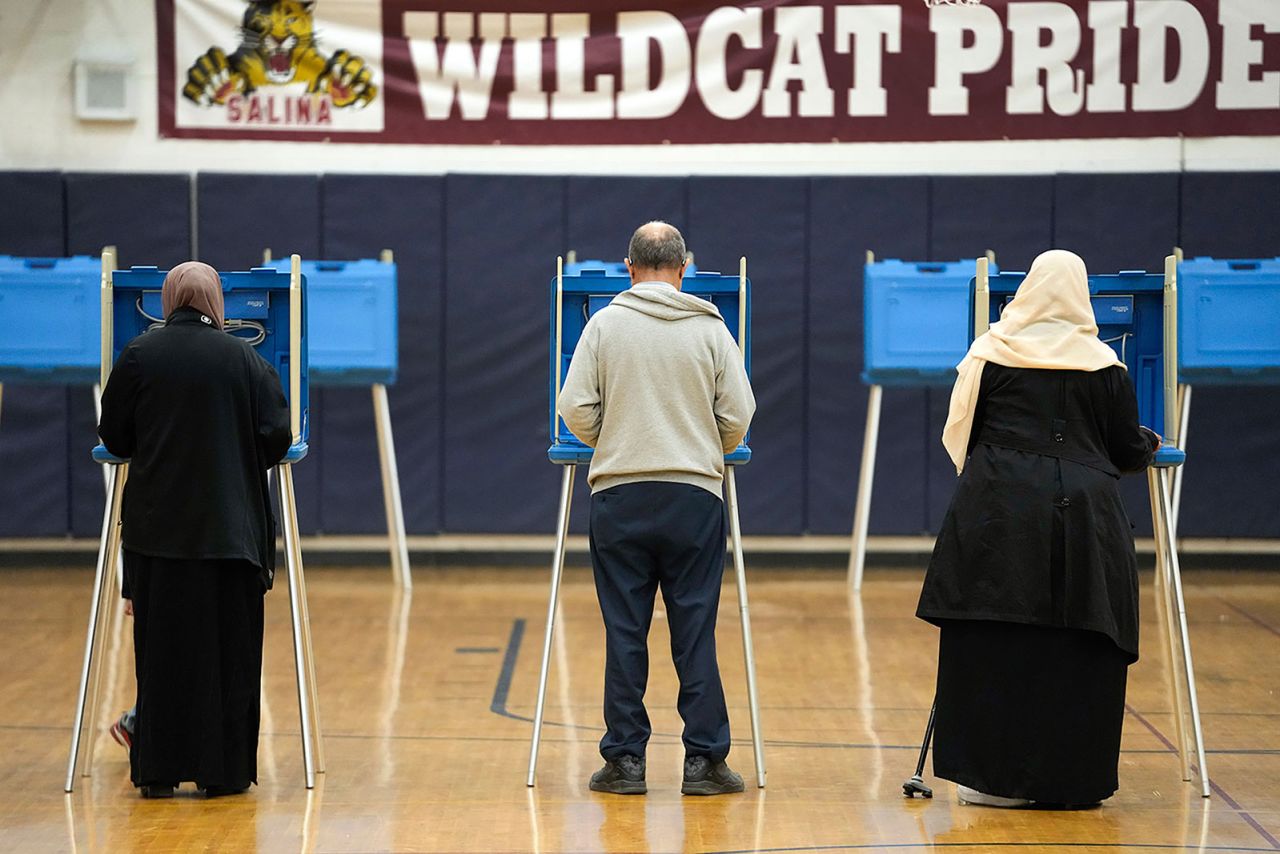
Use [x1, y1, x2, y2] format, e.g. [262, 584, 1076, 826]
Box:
[903, 776, 933, 799]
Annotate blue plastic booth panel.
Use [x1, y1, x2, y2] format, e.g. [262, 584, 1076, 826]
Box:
[564, 260, 699, 278]
[864, 259, 994, 386]
[267, 258, 398, 385]
[976, 270, 1169, 435]
[548, 269, 751, 464]
[0, 256, 101, 383]
[104, 265, 310, 454]
[1178, 257, 1280, 384]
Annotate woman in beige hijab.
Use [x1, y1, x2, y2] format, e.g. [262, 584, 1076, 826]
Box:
[99, 261, 291, 798]
[916, 250, 1159, 809]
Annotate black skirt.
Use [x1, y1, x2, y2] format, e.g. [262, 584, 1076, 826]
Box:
[932, 619, 1130, 805]
[125, 550, 265, 789]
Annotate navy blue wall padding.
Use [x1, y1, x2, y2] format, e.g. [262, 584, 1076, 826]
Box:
[561, 177, 690, 532]
[65, 173, 193, 269]
[197, 173, 323, 532]
[565, 177, 688, 262]
[0, 388, 70, 537]
[0, 172, 69, 536]
[1181, 172, 1280, 260]
[924, 176, 1055, 530]
[1177, 173, 1280, 538]
[442, 175, 566, 532]
[319, 175, 445, 535]
[687, 177, 807, 535]
[0, 171, 66, 256]
[806, 177, 930, 535]
[63, 173, 196, 535]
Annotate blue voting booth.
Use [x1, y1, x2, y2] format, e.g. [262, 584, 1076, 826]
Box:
[0, 255, 108, 446]
[975, 266, 1182, 451]
[547, 265, 751, 465]
[563, 258, 699, 278]
[265, 254, 410, 588]
[970, 256, 1208, 798]
[849, 257, 997, 590]
[67, 255, 323, 793]
[0, 255, 102, 384]
[1173, 257, 1280, 543]
[97, 264, 311, 458]
[1178, 257, 1280, 385]
[529, 257, 766, 791]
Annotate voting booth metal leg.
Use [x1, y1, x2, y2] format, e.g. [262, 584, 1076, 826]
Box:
[278, 463, 322, 788]
[847, 384, 882, 592]
[66, 463, 127, 792]
[527, 464, 576, 787]
[1148, 466, 1210, 797]
[726, 467, 767, 788]
[1149, 469, 1192, 783]
[285, 464, 326, 774]
[1170, 384, 1191, 534]
[372, 384, 412, 590]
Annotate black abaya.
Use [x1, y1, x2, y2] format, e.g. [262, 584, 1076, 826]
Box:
[932, 619, 1129, 805]
[126, 551, 264, 790]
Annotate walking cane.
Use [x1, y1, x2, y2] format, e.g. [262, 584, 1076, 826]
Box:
[902, 700, 936, 798]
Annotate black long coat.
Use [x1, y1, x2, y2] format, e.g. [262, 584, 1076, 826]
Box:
[98, 308, 292, 588]
[916, 364, 1157, 660]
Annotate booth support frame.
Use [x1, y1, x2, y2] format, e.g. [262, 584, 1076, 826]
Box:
[848, 253, 993, 590]
[265, 247, 411, 589]
[65, 253, 324, 792]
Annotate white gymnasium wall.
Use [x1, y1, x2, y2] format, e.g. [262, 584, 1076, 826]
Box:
[1, 0, 1278, 176]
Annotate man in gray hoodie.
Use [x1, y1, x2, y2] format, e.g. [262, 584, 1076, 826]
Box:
[558, 221, 756, 796]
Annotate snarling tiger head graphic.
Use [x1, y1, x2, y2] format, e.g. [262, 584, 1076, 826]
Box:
[239, 0, 316, 85]
[183, 0, 376, 109]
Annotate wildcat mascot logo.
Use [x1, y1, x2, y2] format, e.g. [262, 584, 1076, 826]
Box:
[182, 0, 376, 126]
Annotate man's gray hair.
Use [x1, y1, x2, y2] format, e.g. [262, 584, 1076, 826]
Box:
[628, 221, 688, 271]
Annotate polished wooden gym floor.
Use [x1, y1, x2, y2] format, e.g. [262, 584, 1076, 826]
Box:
[2, 561, 1278, 853]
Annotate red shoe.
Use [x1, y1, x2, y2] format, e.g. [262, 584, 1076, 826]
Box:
[109, 713, 133, 751]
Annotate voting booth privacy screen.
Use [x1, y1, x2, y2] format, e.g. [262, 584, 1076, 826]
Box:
[863, 260, 996, 386]
[266, 258, 398, 386]
[0, 256, 101, 383]
[550, 267, 751, 465]
[105, 265, 310, 450]
[1178, 258, 1280, 385]
[976, 270, 1171, 439]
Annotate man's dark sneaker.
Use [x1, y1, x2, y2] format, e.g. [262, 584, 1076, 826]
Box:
[140, 784, 175, 799]
[681, 756, 744, 796]
[589, 755, 647, 794]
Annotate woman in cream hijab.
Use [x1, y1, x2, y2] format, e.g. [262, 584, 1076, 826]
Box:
[916, 250, 1159, 809]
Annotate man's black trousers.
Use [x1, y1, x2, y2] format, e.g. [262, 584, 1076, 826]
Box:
[588, 480, 730, 763]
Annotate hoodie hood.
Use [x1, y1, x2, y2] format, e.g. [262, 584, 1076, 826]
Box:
[610, 282, 724, 322]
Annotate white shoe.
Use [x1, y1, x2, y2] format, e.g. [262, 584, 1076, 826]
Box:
[957, 784, 1032, 808]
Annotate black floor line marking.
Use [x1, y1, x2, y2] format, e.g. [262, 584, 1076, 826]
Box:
[1219, 599, 1280, 641]
[705, 844, 1278, 854]
[1126, 704, 1280, 850]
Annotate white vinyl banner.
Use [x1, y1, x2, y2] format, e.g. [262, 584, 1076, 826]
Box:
[170, 0, 384, 133]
